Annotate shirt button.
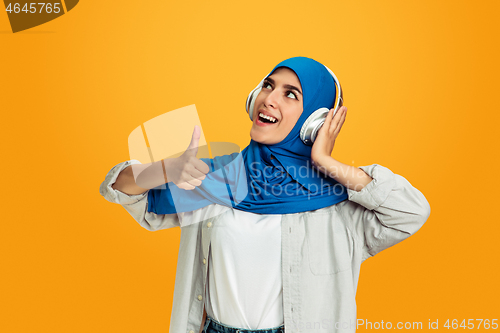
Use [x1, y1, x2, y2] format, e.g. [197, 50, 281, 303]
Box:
[207, 222, 212, 228]
[203, 258, 206, 264]
[197, 295, 203, 301]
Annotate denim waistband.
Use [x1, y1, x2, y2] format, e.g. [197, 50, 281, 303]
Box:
[203, 315, 285, 333]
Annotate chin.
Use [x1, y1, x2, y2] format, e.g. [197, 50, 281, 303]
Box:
[250, 129, 267, 144]
[250, 131, 262, 143]
[250, 130, 263, 143]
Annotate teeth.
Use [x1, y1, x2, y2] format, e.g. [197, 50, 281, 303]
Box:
[259, 112, 277, 123]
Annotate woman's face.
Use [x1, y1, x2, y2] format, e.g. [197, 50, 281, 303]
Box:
[249, 67, 303, 145]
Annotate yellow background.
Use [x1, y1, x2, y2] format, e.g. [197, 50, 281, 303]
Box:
[1, 0, 499, 332]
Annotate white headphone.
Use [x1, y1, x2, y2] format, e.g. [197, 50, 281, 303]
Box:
[245, 65, 343, 145]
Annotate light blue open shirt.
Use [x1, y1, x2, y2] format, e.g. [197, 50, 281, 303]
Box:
[100, 161, 430, 333]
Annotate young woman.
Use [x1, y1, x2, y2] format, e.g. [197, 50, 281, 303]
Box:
[100, 57, 431, 333]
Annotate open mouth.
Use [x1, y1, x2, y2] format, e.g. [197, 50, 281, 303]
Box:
[258, 112, 278, 124]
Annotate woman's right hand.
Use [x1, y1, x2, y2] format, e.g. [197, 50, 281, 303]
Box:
[163, 126, 210, 190]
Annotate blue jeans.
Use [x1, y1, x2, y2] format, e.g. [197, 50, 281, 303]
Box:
[202, 315, 285, 333]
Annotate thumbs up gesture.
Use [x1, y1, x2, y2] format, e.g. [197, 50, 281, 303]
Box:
[163, 126, 210, 190]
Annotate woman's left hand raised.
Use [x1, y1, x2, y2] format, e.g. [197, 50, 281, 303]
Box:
[310, 106, 347, 167]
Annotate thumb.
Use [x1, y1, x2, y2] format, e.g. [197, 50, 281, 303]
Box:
[186, 125, 201, 155]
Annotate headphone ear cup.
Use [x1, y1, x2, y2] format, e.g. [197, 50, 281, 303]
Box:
[246, 87, 262, 121]
[300, 107, 331, 145]
[299, 65, 343, 145]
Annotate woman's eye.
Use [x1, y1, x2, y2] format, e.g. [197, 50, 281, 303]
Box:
[261, 82, 298, 100]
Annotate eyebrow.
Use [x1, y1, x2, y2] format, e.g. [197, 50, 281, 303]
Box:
[265, 77, 302, 95]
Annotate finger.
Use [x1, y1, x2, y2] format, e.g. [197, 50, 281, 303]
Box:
[186, 125, 201, 155]
[328, 108, 340, 133]
[186, 178, 203, 187]
[187, 164, 208, 180]
[193, 159, 210, 174]
[332, 105, 344, 118]
[316, 108, 335, 139]
[323, 107, 335, 129]
[333, 108, 347, 136]
[178, 182, 196, 190]
[329, 106, 346, 134]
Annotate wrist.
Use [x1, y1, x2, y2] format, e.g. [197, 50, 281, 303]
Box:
[312, 154, 335, 169]
[161, 157, 177, 182]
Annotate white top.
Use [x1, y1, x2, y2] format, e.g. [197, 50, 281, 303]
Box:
[205, 208, 283, 329]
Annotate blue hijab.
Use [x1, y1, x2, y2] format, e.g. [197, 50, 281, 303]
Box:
[147, 57, 348, 215]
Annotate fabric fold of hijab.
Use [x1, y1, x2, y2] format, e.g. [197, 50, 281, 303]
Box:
[147, 57, 348, 215]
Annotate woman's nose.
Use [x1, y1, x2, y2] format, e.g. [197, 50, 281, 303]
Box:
[264, 89, 279, 108]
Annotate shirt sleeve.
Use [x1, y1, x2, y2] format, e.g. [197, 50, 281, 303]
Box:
[99, 160, 180, 231]
[338, 164, 431, 260]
